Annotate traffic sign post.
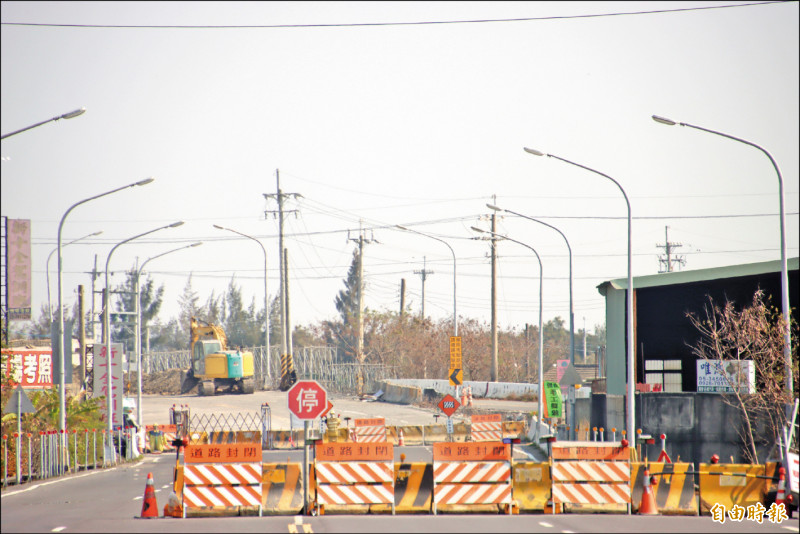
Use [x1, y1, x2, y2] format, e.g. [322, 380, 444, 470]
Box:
[449, 336, 462, 399]
[287, 380, 327, 515]
[438, 394, 460, 440]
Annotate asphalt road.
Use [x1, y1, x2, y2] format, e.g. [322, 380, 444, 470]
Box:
[2, 452, 795, 533]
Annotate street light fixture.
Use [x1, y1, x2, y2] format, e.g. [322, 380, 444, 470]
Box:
[523, 147, 636, 443]
[103, 221, 183, 459]
[1, 107, 86, 140]
[487, 203, 576, 439]
[471, 226, 545, 434]
[47, 230, 103, 321]
[395, 225, 458, 336]
[213, 224, 271, 382]
[652, 114, 793, 416]
[134, 241, 202, 427]
[57, 177, 155, 437]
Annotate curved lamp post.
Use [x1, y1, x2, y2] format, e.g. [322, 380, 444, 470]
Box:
[471, 226, 545, 433]
[213, 224, 271, 382]
[135, 241, 202, 427]
[652, 115, 793, 415]
[57, 178, 155, 436]
[487, 203, 576, 439]
[524, 146, 635, 442]
[395, 225, 458, 336]
[1, 107, 86, 140]
[104, 221, 183, 458]
[47, 230, 103, 321]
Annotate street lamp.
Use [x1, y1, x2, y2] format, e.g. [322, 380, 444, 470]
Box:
[487, 203, 576, 439]
[471, 226, 545, 435]
[213, 224, 271, 382]
[104, 221, 183, 459]
[135, 241, 202, 427]
[1, 107, 86, 140]
[57, 177, 155, 437]
[652, 115, 793, 417]
[47, 230, 103, 321]
[395, 225, 458, 336]
[524, 146, 635, 443]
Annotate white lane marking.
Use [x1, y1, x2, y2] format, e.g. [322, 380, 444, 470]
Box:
[539, 522, 553, 528]
[133, 496, 143, 500]
[562, 531, 575, 533]
[294, 516, 304, 524]
[51, 528, 67, 533]
[3, 467, 118, 497]
[161, 484, 171, 489]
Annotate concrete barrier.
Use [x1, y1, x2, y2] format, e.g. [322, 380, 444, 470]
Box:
[513, 462, 551, 511]
[631, 462, 697, 515]
[379, 381, 423, 404]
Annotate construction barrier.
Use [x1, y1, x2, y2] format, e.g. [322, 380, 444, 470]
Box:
[423, 424, 448, 444]
[512, 462, 552, 511]
[354, 418, 387, 443]
[452, 422, 470, 442]
[502, 421, 526, 439]
[314, 441, 395, 514]
[268, 430, 304, 449]
[205, 430, 262, 444]
[182, 443, 263, 517]
[396, 426, 424, 445]
[471, 414, 502, 442]
[261, 463, 306, 514]
[698, 463, 769, 514]
[433, 442, 513, 514]
[631, 463, 697, 515]
[394, 462, 434, 513]
[550, 442, 631, 513]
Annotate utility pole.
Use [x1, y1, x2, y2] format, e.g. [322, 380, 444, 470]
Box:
[657, 226, 686, 273]
[90, 254, 101, 341]
[491, 209, 498, 382]
[78, 285, 85, 389]
[264, 169, 301, 390]
[348, 222, 376, 396]
[399, 278, 406, 317]
[284, 248, 292, 358]
[413, 256, 434, 320]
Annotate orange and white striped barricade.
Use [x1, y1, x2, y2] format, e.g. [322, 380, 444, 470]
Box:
[432, 442, 513, 515]
[182, 443, 263, 517]
[314, 441, 394, 515]
[471, 414, 502, 442]
[354, 417, 387, 443]
[550, 442, 631, 513]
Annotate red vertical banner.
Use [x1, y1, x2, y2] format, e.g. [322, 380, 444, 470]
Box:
[8, 219, 31, 321]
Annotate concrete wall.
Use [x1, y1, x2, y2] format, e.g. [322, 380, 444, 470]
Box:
[379, 379, 539, 399]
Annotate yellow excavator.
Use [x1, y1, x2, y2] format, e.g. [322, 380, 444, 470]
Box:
[180, 317, 256, 395]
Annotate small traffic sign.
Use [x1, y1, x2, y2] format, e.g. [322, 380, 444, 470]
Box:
[287, 380, 328, 420]
[320, 400, 334, 419]
[449, 368, 463, 386]
[438, 394, 460, 417]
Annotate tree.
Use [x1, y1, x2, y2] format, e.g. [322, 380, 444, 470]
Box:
[178, 274, 201, 341]
[330, 248, 363, 361]
[687, 289, 798, 463]
[111, 267, 164, 353]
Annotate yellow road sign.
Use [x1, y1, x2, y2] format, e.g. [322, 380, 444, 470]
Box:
[449, 368, 463, 386]
[449, 336, 462, 369]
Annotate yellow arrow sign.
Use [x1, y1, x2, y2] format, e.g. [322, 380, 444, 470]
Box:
[449, 368, 463, 386]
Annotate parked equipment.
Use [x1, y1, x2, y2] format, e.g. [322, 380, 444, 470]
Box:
[180, 317, 256, 395]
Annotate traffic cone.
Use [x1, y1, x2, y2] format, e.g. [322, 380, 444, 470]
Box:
[638, 467, 658, 515]
[139, 472, 159, 518]
[398, 428, 405, 446]
[775, 467, 786, 507]
[467, 386, 473, 407]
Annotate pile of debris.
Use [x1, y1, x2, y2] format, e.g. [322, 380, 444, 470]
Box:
[140, 369, 193, 395]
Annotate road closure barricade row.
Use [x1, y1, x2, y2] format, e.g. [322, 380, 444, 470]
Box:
[261, 462, 306, 514]
[433, 442, 513, 515]
[631, 462, 697, 515]
[182, 443, 263, 517]
[513, 462, 552, 511]
[314, 441, 395, 515]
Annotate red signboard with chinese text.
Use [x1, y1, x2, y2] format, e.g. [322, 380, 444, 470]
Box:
[551, 443, 629, 461]
[287, 380, 328, 420]
[185, 443, 263, 463]
[315, 441, 393, 461]
[433, 442, 510, 462]
[438, 393, 460, 417]
[1, 349, 53, 388]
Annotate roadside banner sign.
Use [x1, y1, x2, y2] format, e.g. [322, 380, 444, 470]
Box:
[543, 381, 563, 418]
[438, 394, 460, 418]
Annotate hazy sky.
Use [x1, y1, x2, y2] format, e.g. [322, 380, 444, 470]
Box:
[2, 1, 798, 342]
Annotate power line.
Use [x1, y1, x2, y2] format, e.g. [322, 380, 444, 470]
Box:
[1, 2, 784, 29]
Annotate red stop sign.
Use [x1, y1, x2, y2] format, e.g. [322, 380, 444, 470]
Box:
[438, 394, 460, 417]
[287, 380, 328, 420]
